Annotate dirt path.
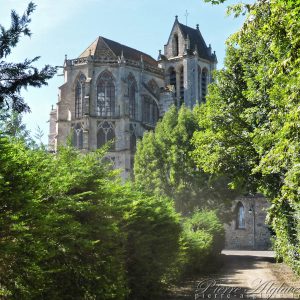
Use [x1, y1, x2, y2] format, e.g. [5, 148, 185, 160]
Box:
[163, 250, 300, 300]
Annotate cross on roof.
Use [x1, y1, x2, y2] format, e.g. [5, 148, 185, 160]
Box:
[184, 10, 189, 26]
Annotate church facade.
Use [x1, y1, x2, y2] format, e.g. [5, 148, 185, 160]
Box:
[48, 17, 271, 250]
[48, 17, 217, 179]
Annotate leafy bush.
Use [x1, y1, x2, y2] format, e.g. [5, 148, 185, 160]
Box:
[0, 136, 185, 299]
[182, 210, 224, 274]
[108, 187, 183, 300]
[0, 137, 128, 299]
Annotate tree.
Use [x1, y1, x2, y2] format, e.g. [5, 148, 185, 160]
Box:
[0, 139, 129, 299]
[0, 2, 56, 114]
[110, 186, 182, 300]
[0, 135, 184, 299]
[134, 105, 237, 215]
[0, 111, 32, 143]
[193, 0, 300, 273]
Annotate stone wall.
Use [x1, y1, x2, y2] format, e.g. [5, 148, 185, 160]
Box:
[224, 196, 272, 250]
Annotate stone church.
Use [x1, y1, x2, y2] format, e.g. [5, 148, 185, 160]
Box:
[48, 17, 271, 250]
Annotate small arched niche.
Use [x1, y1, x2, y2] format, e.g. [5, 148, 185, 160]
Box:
[235, 202, 246, 229]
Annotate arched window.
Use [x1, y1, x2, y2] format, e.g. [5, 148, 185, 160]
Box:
[75, 74, 86, 118]
[236, 202, 245, 229]
[198, 66, 201, 103]
[72, 123, 83, 149]
[169, 67, 176, 94]
[128, 74, 137, 120]
[179, 66, 184, 105]
[96, 71, 115, 117]
[201, 69, 208, 103]
[142, 95, 159, 126]
[97, 121, 115, 150]
[173, 34, 179, 56]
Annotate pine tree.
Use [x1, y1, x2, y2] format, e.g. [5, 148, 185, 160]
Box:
[0, 2, 56, 114]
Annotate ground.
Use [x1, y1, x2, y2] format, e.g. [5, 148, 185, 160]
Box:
[162, 250, 300, 300]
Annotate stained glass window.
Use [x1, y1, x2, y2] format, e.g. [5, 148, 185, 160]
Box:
[143, 96, 159, 126]
[72, 123, 83, 149]
[180, 66, 184, 105]
[173, 34, 179, 56]
[128, 74, 137, 120]
[96, 71, 115, 117]
[202, 69, 207, 103]
[97, 121, 115, 150]
[75, 74, 86, 118]
[169, 67, 176, 92]
[198, 66, 201, 103]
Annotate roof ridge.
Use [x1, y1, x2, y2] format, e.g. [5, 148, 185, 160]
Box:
[175, 21, 214, 61]
[101, 36, 155, 61]
[78, 37, 100, 57]
[98, 36, 117, 58]
[178, 22, 198, 31]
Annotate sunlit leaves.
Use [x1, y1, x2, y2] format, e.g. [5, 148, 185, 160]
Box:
[195, 0, 300, 273]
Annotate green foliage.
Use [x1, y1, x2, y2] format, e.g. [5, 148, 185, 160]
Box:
[203, 0, 227, 5]
[134, 105, 237, 214]
[0, 110, 36, 147]
[194, 0, 300, 273]
[0, 2, 56, 113]
[109, 187, 182, 299]
[0, 134, 184, 299]
[182, 210, 225, 274]
[0, 137, 128, 299]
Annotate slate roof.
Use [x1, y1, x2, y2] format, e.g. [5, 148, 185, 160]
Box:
[79, 36, 158, 67]
[178, 22, 214, 61]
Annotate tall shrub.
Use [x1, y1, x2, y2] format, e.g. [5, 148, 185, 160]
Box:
[108, 185, 183, 300]
[182, 210, 225, 274]
[0, 137, 128, 299]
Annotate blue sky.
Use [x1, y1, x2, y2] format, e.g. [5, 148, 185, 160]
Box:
[1, 0, 244, 144]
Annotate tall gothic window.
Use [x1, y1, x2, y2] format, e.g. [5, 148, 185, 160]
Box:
[128, 74, 137, 120]
[169, 67, 176, 93]
[236, 202, 245, 229]
[97, 121, 115, 150]
[179, 66, 184, 105]
[142, 95, 159, 126]
[198, 66, 201, 103]
[96, 71, 115, 117]
[75, 74, 86, 119]
[173, 34, 179, 56]
[72, 123, 83, 149]
[201, 69, 208, 103]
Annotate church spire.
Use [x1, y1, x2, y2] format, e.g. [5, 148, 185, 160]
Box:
[158, 50, 162, 61]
